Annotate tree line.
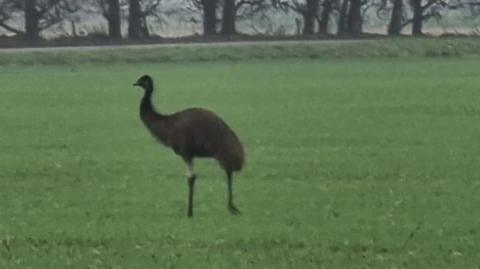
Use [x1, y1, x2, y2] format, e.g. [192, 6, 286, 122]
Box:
[0, 0, 479, 41]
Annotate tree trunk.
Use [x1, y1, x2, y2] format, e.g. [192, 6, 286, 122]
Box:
[302, 0, 318, 35]
[318, 0, 332, 35]
[202, 0, 217, 35]
[411, 0, 423, 35]
[388, 0, 403, 35]
[141, 17, 149, 37]
[337, 0, 349, 35]
[25, 0, 40, 41]
[128, 0, 143, 39]
[295, 18, 302, 35]
[347, 0, 362, 34]
[221, 0, 236, 35]
[107, 0, 122, 39]
[71, 20, 77, 37]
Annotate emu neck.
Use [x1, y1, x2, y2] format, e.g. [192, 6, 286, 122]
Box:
[140, 88, 163, 124]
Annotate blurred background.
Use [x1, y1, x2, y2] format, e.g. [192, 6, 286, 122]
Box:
[0, 0, 479, 46]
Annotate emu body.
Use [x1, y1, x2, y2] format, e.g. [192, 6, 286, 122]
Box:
[134, 75, 244, 217]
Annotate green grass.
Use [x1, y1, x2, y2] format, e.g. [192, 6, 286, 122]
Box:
[1, 37, 480, 66]
[1, 58, 480, 268]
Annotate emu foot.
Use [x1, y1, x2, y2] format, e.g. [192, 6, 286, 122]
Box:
[228, 205, 241, 215]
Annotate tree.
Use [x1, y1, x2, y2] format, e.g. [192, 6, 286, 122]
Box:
[379, 0, 447, 36]
[377, 0, 403, 35]
[221, 0, 235, 34]
[388, 0, 403, 35]
[95, 0, 123, 39]
[304, 0, 319, 34]
[107, 0, 122, 38]
[337, 0, 367, 35]
[128, 0, 142, 38]
[25, 0, 41, 40]
[0, 0, 79, 40]
[220, 0, 267, 35]
[318, 0, 333, 34]
[378, 0, 452, 35]
[81, 0, 122, 38]
[409, 0, 445, 35]
[184, 0, 220, 36]
[0, 0, 24, 36]
[347, 0, 362, 34]
[273, 0, 321, 35]
[337, 0, 349, 34]
[411, 0, 423, 35]
[128, 0, 164, 39]
[202, 0, 218, 35]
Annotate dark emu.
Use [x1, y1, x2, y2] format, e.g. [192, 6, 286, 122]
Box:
[133, 75, 245, 217]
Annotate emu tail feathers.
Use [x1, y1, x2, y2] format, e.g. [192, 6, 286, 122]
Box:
[217, 135, 245, 173]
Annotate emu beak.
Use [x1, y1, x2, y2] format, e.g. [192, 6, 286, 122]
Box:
[133, 82, 139, 86]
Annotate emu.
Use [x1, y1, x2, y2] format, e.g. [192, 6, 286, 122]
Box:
[133, 75, 245, 217]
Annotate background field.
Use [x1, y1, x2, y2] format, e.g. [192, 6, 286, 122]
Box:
[1, 44, 480, 268]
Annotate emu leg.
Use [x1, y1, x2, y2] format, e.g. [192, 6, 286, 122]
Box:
[186, 160, 196, 218]
[227, 171, 240, 215]
[187, 174, 196, 217]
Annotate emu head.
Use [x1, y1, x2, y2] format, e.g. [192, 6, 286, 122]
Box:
[133, 75, 153, 90]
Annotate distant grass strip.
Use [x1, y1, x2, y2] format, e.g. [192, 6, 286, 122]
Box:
[0, 37, 479, 65]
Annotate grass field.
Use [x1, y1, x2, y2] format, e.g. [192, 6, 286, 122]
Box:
[1, 37, 480, 66]
[1, 56, 480, 268]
